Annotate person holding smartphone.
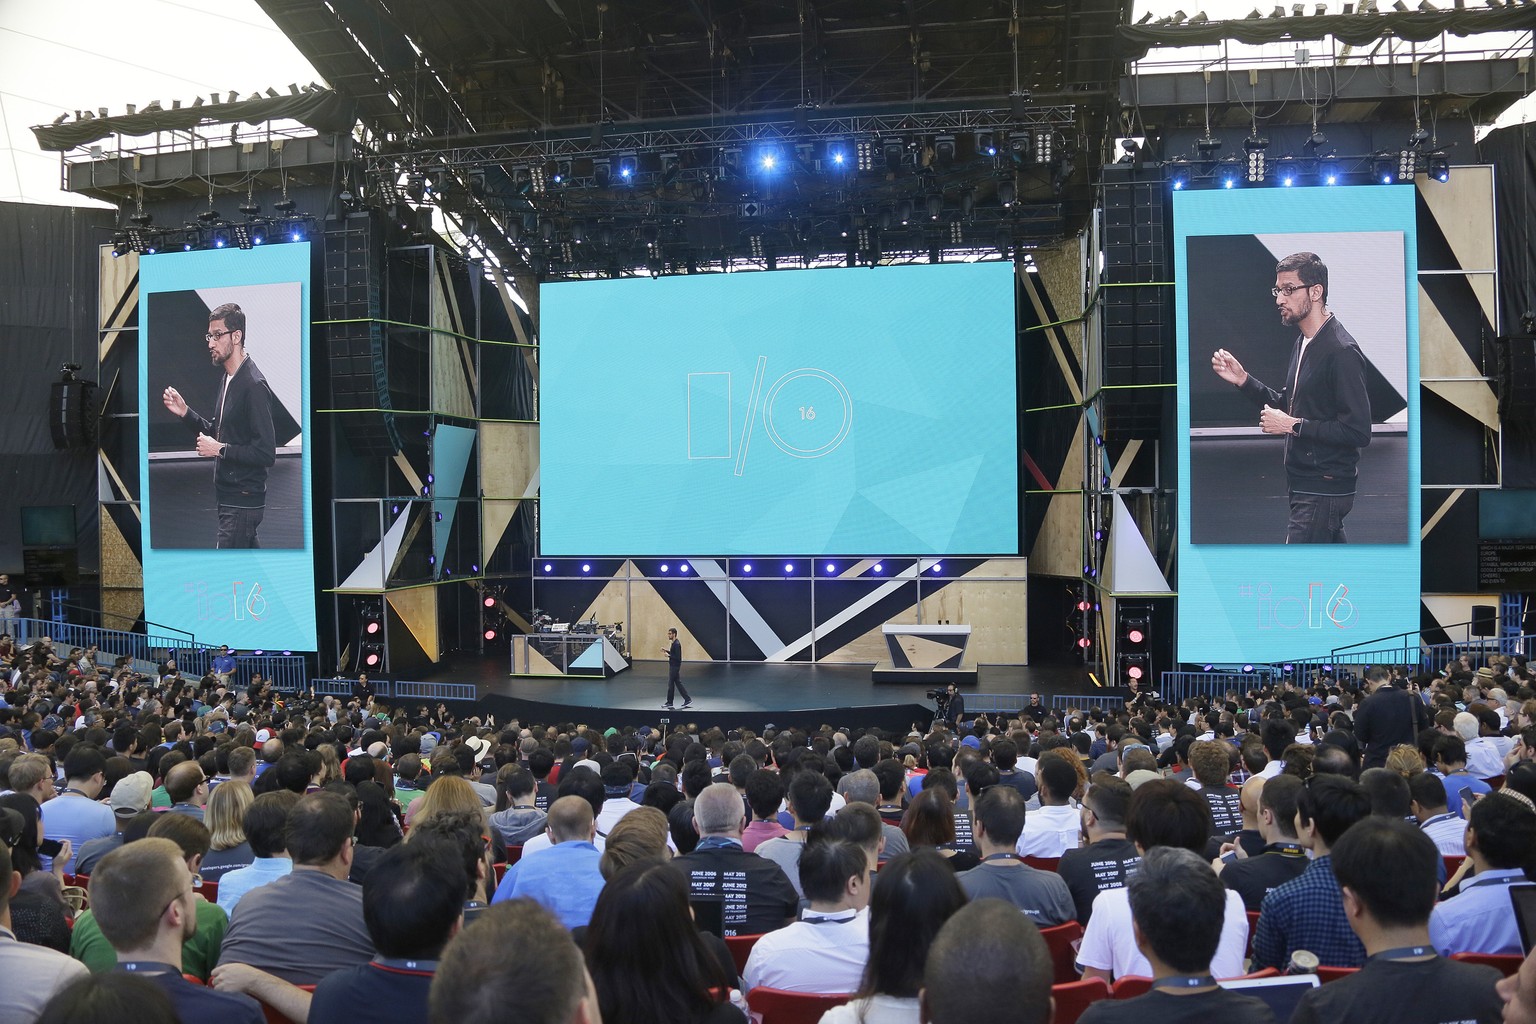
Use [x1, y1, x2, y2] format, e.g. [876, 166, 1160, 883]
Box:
[0, 794, 73, 950]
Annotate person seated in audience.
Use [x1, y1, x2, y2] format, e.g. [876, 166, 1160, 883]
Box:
[582, 860, 743, 1024]
[1078, 779, 1250, 982]
[1291, 817, 1505, 1024]
[1213, 773, 1308, 912]
[214, 790, 298, 916]
[920, 898, 1054, 1024]
[491, 795, 604, 929]
[1361, 767, 1416, 823]
[1430, 791, 1536, 956]
[1409, 772, 1465, 855]
[0, 792, 70, 950]
[86, 837, 264, 1024]
[742, 830, 871, 994]
[71, 812, 229, 980]
[39, 745, 114, 874]
[992, 738, 1039, 802]
[901, 787, 980, 872]
[742, 769, 789, 852]
[956, 786, 1074, 926]
[35, 971, 180, 1024]
[163, 761, 209, 822]
[1079, 847, 1279, 1024]
[211, 836, 467, 1024]
[429, 899, 602, 1024]
[822, 850, 967, 1024]
[756, 768, 833, 897]
[1057, 773, 1140, 925]
[488, 764, 547, 849]
[836, 769, 909, 863]
[410, 808, 496, 925]
[197, 779, 256, 883]
[1250, 773, 1372, 971]
[0, 826, 88, 1022]
[216, 791, 374, 984]
[672, 781, 797, 937]
[521, 769, 605, 857]
[1188, 740, 1245, 839]
[1014, 753, 1082, 857]
[1455, 712, 1506, 780]
[596, 805, 671, 881]
[1433, 735, 1492, 815]
[72, 771, 154, 876]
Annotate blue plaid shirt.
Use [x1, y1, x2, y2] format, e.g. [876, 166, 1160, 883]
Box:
[1251, 854, 1366, 970]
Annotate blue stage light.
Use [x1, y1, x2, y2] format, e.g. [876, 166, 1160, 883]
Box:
[660, 564, 669, 573]
[784, 562, 794, 573]
[679, 564, 689, 574]
[1168, 161, 1191, 190]
[742, 564, 752, 573]
[760, 152, 777, 171]
[825, 562, 836, 574]
[931, 562, 942, 573]
[543, 563, 553, 573]
[1222, 176, 1236, 189]
[1281, 174, 1295, 186]
[214, 239, 226, 248]
[873, 563, 883, 573]
[1242, 663, 1255, 673]
[581, 563, 591, 573]
[831, 150, 846, 166]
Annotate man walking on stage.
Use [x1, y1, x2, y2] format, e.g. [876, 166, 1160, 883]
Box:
[663, 627, 691, 710]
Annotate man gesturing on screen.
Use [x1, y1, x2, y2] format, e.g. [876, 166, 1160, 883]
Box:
[161, 302, 276, 548]
[1210, 252, 1372, 544]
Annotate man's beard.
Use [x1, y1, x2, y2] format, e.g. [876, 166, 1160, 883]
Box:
[1280, 298, 1312, 326]
[209, 350, 222, 365]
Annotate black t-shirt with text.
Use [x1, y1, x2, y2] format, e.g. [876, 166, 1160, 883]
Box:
[1057, 836, 1141, 925]
[1290, 956, 1503, 1024]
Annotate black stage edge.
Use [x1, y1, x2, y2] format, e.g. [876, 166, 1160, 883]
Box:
[406, 655, 1094, 734]
[870, 661, 979, 686]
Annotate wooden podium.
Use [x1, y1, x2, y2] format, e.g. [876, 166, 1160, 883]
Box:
[872, 623, 976, 685]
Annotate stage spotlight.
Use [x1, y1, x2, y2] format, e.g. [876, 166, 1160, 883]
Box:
[1243, 134, 1269, 182]
[364, 619, 381, 636]
[484, 629, 497, 641]
[1275, 155, 1298, 186]
[1168, 159, 1191, 190]
[757, 147, 779, 172]
[784, 562, 795, 574]
[1428, 151, 1450, 182]
[1318, 155, 1341, 184]
[931, 562, 942, 573]
[997, 178, 1015, 207]
[593, 159, 612, 188]
[1203, 664, 1215, 671]
[543, 563, 553, 573]
[926, 193, 943, 220]
[1077, 636, 1092, 649]
[679, 565, 689, 573]
[484, 596, 496, 608]
[1195, 133, 1223, 175]
[873, 563, 884, 573]
[580, 563, 590, 573]
[660, 564, 669, 573]
[883, 139, 905, 173]
[975, 131, 997, 157]
[825, 562, 836, 574]
[617, 154, 637, 182]
[1220, 155, 1242, 188]
[363, 645, 382, 668]
[742, 563, 753, 573]
[1374, 150, 1397, 184]
[1077, 600, 1093, 611]
[1397, 146, 1421, 181]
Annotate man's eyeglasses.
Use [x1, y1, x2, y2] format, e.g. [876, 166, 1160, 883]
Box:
[204, 329, 235, 342]
[1271, 284, 1314, 297]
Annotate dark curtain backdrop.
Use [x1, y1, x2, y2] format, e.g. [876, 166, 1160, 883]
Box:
[0, 201, 115, 577]
[1478, 124, 1536, 486]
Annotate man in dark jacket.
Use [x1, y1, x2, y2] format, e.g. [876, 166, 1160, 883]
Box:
[1211, 251, 1372, 544]
[1355, 667, 1431, 770]
[161, 302, 276, 548]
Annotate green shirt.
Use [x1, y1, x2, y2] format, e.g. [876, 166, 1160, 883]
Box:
[151, 786, 172, 809]
[70, 896, 228, 979]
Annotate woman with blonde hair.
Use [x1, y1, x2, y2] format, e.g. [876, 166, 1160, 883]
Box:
[405, 775, 488, 833]
[1385, 743, 1426, 779]
[198, 780, 256, 883]
[315, 745, 343, 788]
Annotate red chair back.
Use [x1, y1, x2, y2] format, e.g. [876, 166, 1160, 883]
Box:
[1485, 775, 1505, 790]
[1040, 920, 1085, 985]
[1443, 855, 1466, 877]
[1024, 856, 1060, 872]
[1450, 951, 1523, 977]
[1110, 976, 1153, 999]
[746, 987, 852, 1024]
[724, 933, 765, 976]
[1050, 978, 1110, 1024]
[1316, 966, 1359, 984]
[197, 880, 219, 905]
[505, 844, 524, 866]
[492, 862, 509, 885]
[1246, 909, 1261, 958]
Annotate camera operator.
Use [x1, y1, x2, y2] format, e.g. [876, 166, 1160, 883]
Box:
[927, 682, 965, 728]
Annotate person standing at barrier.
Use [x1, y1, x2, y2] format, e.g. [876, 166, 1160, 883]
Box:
[0, 573, 21, 630]
[663, 628, 691, 710]
[161, 302, 276, 549]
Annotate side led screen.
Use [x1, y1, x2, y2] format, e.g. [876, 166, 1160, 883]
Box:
[139, 244, 316, 650]
[1174, 187, 1419, 663]
[540, 262, 1019, 556]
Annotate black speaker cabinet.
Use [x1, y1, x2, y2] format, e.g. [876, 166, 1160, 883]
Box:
[1470, 604, 1498, 638]
[49, 378, 98, 450]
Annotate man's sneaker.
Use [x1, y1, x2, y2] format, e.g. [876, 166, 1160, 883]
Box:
[680, 700, 693, 709]
[662, 703, 674, 710]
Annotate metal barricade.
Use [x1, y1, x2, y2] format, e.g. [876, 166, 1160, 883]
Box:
[1050, 693, 1126, 711]
[1158, 671, 1268, 705]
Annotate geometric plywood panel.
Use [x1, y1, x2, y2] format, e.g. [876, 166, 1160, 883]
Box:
[919, 579, 1027, 663]
[386, 586, 440, 664]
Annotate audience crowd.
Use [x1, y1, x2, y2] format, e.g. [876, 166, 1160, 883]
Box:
[2, 633, 1536, 1024]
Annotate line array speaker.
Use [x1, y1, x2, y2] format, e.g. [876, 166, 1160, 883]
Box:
[324, 211, 400, 456]
[49, 378, 98, 450]
[1099, 165, 1172, 439]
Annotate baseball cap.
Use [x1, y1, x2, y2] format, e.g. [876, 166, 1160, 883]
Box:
[111, 771, 154, 816]
[254, 728, 272, 744]
[572, 737, 590, 754]
[1125, 769, 1164, 791]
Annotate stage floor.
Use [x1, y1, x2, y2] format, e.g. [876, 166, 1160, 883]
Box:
[417, 656, 1095, 733]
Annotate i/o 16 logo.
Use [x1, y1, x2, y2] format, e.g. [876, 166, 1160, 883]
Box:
[1239, 582, 1357, 631]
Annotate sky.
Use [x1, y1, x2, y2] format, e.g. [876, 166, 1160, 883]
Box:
[0, 0, 1528, 209]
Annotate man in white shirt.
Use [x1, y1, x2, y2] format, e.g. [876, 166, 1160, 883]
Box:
[1409, 773, 1465, 856]
[742, 833, 870, 994]
[0, 817, 88, 1017]
[1454, 712, 1504, 780]
[1015, 756, 1082, 858]
[1077, 779, 1250, 982]
[594, 761, 638, 838]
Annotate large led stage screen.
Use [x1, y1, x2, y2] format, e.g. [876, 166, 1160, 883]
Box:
[540, 262, 1019, 556]
[1174, 187, 1419, 664]
[139, 244, 316, 651]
